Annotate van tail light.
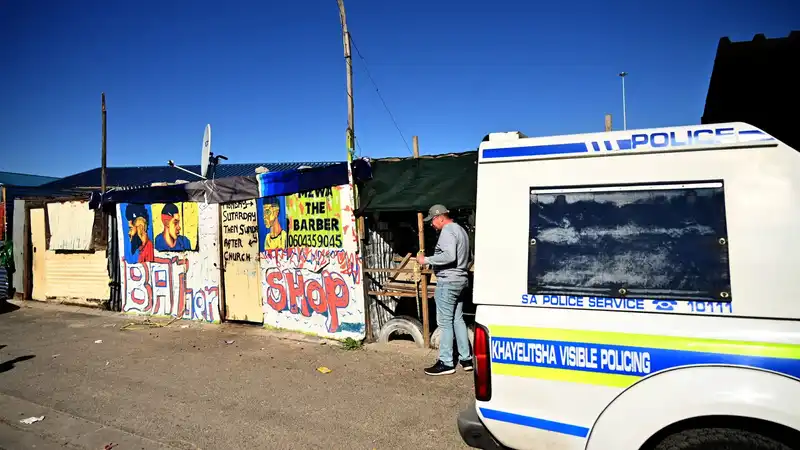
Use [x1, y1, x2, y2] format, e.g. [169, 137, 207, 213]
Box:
[473, 323, 492, 402]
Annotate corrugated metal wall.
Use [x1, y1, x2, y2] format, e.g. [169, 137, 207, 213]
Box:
[43, 251, 109, 305]
[107, 211, 121, 311]
[365, 221, 398, 341]
[0, 268, 7, 301]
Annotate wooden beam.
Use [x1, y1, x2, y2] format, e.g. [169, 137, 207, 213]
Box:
[413, 135, 431, 348]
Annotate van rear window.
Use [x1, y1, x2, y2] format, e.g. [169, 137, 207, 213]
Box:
[527, 181, 731, 301]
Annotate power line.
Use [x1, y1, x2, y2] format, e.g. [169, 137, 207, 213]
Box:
[349, 34, 413, 156]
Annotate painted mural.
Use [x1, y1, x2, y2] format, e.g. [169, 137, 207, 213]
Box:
[119, 202, 220, 323]
[258, 184, 365, 339]
[285, 186, 343, 248]
[152, 202, 198, 252]
[258, 196, 288, 251]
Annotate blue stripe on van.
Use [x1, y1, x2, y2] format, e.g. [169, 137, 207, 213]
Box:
[479, 407, 590, 438]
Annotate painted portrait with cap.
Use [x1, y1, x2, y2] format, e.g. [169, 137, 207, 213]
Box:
[123, 203, 154, 264]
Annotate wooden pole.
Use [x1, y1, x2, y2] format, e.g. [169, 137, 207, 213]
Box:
[101, 93, 107, 193]
[337, 0, 372, 341]
[413, 136, 430, 348]
[337, 0, 355, 160]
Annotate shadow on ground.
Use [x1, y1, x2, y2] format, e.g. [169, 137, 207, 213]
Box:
[0, 301, 20, 315]
[0, 355, 35, 374]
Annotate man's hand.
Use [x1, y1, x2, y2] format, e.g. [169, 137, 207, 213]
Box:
[416, 254, 426, 266]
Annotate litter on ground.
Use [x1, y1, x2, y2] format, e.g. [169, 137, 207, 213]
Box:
[19, 416, 44, 425]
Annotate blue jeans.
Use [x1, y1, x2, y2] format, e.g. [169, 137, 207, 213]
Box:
[435, 278, 471, 366]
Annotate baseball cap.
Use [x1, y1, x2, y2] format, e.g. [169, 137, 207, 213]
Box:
[423, 204, 449, 222]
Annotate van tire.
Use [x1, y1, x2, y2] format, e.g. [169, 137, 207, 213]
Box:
[430, 325, 475, 349]
[653, 428, 792, 450]
[377, 316, 425, 348]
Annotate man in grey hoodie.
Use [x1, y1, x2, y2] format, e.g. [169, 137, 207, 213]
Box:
[417, 204, 473, 376]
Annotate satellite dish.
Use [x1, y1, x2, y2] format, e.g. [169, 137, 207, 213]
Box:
[200, 124, 211, 178]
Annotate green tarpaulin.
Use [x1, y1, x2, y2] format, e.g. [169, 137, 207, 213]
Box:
[359, 151, 478, 213]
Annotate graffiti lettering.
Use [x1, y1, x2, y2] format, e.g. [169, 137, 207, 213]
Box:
[222, 224, 259, 235]
[222, 210, 257, 223]
[260, 248, 361, 284]
[297, 187, 333, 198]
[122, 256, 219, 322]
[222, 201, 259, 264]
[264, 269, 349, 333]
[224, 238, 243, 248]
[291, 217, 340, 232]
[223, 251, 252, 262]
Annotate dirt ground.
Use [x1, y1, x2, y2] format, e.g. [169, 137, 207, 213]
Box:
[0, 300, 473, 450]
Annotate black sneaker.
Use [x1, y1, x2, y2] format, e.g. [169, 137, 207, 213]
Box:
[459, 359, 474, 372]
[424, 360, 456, 376]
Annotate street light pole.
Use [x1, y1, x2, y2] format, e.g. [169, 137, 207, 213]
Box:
[619, 72, 628, 130]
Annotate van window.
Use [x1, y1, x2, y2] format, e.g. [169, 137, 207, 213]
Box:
[527, 181, 731, 301]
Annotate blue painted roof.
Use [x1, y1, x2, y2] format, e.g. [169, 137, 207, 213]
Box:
[0, 171, 59, 187]
[40, 161, 341, 190]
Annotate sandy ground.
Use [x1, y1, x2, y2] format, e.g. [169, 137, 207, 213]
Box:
[0, 300, 473, 450]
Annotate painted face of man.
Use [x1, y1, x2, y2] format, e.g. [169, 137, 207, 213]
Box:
[128, 220, 141, 251]
[263, 203, 280, 225]
[167, 213, 181, 239]
[129, 217, 148, 251]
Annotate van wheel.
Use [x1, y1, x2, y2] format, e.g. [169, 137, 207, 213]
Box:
[377, 316, 425, 348]
[653, 428, 792, 450]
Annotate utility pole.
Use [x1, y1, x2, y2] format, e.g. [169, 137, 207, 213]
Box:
[337, 0, 371, 340]
[101, 93, 107, 193]
[337, 0, 355, 162]
[604, 113, 613, 132]
[618, 72, 628, 130]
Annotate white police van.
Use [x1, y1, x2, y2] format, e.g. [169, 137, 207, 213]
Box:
[457, 123, 800, 450]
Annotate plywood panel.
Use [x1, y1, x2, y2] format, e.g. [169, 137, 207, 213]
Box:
[221, 200, 262, 322]
[46, 201, 95, 251]
[30, 208, 46, 300]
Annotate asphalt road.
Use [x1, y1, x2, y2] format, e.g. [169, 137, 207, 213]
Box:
[0, 300, 473, 450]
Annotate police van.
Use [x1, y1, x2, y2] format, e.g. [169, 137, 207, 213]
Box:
[457, 123, 800, 450]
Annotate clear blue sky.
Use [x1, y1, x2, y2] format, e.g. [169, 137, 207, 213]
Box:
[0, 0, 796, 177]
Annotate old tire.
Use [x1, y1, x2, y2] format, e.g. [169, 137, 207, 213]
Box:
[653, 428, 792, 450]
[377, 316, 425, 348]
[431, 324, 475, 349]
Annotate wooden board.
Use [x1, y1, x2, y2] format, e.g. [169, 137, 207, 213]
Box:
[221, 201, 263, 323]
[30, 208, 46, 301]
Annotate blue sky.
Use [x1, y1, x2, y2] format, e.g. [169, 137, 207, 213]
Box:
[0, 0, 795, 177]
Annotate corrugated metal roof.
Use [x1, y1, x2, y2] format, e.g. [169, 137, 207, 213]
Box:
[40, 161, 341, 190]
[0, 171, 59, 187]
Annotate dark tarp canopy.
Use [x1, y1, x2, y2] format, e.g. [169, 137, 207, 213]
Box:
[358, 151, 478, 213]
